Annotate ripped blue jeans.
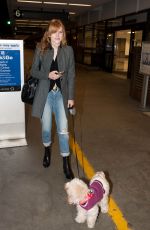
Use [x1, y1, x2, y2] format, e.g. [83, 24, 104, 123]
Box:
[41, 89, 70, 157]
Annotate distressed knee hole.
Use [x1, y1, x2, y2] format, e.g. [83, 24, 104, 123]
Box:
[59, 129, 69, 135]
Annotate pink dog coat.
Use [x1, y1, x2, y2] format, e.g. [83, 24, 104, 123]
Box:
[79, 180, 105, 210]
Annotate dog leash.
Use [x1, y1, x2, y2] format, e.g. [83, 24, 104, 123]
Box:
[70, 111, 85, 179]
[70, 113, 80, 177]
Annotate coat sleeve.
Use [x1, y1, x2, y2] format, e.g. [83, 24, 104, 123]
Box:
[67, 46, 76, 100]
[30, 48, 49, 80]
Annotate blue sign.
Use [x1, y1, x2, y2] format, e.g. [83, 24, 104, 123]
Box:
[0, 50, 21, 91]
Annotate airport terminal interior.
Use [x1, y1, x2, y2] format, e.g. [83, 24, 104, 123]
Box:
[0, 1, 150, 230]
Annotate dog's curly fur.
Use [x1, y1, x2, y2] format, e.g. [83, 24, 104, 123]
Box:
[65, 171, 110, 228]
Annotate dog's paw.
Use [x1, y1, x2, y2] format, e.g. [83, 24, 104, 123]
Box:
[75, 216, 86, 224]
[101, 206, 108, 213]
[87, 222, 95, 228]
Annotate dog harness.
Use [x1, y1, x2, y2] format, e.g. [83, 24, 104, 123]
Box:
[79, 180, 105, 210]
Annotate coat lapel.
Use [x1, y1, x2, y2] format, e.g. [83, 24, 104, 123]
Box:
[43, 48, 54, 71]
[57, 47, 66, 72]
[43, 46, 66, 72]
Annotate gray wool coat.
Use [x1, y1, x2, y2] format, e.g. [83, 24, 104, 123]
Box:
[30, 45, 75, 119]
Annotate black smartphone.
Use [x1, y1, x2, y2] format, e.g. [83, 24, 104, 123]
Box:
[56, 71, 64, 75]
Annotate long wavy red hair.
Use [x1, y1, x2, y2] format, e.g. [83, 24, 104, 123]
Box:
[38, 19, 67, 53]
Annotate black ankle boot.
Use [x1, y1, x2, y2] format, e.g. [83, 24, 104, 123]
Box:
[43, 146, 51, 168]
[63, 156, 74, 179]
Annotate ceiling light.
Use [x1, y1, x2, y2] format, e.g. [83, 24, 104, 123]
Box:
[17, 0, 42, 3]
[18, 25, 42, 28]
[16, 22, 48, 25]
[17, 1, 91, 7]
[69, 3, 91, 7]
[69, 12, 76, 15]
[16, 19, 50, 23]
[44, 1, 67, 5]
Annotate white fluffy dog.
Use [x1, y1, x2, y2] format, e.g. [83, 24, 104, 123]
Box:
[65, 171, 110, 228]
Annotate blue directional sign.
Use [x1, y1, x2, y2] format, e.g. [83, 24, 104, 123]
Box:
[0, 50, 21, 91]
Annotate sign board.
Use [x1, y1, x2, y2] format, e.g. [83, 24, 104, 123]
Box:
[0, 48, 21, 91]
[139, 42, 150, 111]
[140, 42, 150, 75]
[0, 40, 27, 148]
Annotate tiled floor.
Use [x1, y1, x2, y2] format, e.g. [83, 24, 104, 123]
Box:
[0, 49, 150, 230]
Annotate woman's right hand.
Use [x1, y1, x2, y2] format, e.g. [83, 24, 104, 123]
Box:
[48, 71, 60, 80]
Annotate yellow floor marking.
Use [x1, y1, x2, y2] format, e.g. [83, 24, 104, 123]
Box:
[69, 135, 132, 230]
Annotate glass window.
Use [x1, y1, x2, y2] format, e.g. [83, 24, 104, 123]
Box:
[77, 28, 84, 48]
[94, 22, 105, 51]
[113, 30, 131, 74]
[106, 33, 113, 51]
[85, 30, 93, 48]
[134, 31, 143, 47]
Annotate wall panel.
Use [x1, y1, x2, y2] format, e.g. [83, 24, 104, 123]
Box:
[116, 0, 137, 17]
[102, 0, 115, 20]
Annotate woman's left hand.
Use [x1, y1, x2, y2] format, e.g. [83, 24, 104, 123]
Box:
[68, 100, 74, 108]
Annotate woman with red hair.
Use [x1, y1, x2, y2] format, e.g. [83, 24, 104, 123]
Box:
[30, 19, 75, 179]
